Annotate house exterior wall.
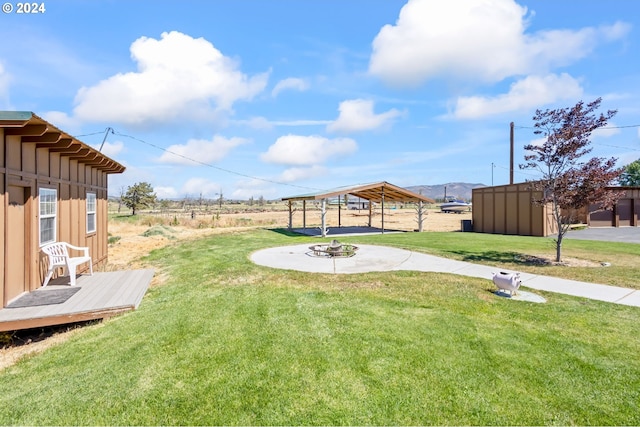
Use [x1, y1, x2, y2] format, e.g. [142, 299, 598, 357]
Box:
[1, 114, 124, 308]
[472, 183, 555, 237]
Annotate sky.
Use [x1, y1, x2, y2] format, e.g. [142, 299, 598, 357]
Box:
[1, 0, 639, 200]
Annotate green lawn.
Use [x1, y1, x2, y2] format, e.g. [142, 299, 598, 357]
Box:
[0, 229, 639, 425]
[353, 231, 640, 288]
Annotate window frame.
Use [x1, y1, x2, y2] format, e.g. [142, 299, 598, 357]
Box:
[39, 187, 57, 246]
[86, 192, 97, 234]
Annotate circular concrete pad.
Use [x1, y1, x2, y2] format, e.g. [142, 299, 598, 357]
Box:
[251, 244, 548, 303]
[250, 244, 414, 274]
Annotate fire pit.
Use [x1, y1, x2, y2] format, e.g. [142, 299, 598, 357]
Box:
[309, 239, 358, 257]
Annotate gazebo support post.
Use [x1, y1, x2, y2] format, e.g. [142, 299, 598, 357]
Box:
[381, 189, 385, 234]
[303, 200, 306, 229]
[417, 201, 424, 232]
[368, 201, 372, 227]
[288, 200, 293, 229]
[320, 198, 327, 237]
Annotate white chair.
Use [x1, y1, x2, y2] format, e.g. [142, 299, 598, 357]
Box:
[41, 242, 93, 287]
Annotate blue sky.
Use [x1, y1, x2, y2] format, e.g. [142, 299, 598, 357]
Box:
[1, 0, 639, 200]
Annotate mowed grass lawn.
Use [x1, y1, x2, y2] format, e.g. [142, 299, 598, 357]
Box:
[1, 229, 639, 425]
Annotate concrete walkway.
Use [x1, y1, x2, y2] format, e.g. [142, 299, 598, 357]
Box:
[250, 244, 640, 308]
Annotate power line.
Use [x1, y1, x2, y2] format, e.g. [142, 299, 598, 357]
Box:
[112, 131, 323, 192]
[514, 123, 640, 130]
[512, 123, 640, 152]
[601, 124, 640, 129]
[73, 129, 111, 138]
[493, 163, 539, 178]
[594, 142, 640, 152]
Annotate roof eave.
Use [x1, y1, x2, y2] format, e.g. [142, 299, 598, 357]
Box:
[0, 111, 126, 174]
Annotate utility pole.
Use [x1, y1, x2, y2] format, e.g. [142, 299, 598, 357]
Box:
[491, 162, 495, 186]
[510, 121, 514, 184]
[99, 127, 114, 151]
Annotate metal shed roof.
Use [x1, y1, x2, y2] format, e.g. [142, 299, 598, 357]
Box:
[0, 111, 125, 174]
[282, 181, 435, 204]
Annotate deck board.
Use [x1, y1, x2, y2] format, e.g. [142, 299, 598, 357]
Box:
[0, 269, 154, 332]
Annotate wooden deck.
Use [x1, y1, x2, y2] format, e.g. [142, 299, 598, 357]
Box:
[0, 269, 155, 332]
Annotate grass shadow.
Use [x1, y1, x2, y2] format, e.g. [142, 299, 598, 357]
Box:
[448, 250, 551, 266]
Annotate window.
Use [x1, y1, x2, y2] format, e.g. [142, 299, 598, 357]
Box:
[87, 192, 97, 233]
[39, 188, 57, 245]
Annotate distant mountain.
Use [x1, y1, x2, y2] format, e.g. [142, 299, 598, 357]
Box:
[406, 182, 487, 201]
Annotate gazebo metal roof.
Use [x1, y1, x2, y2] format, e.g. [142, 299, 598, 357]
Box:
[282, 181, 435, 204]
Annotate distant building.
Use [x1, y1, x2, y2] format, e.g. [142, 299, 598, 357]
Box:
[327, 196, 371, 210]
[347, 198, 370, 210]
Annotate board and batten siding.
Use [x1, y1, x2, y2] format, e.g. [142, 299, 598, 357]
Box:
[589, 187, 640, 227]
[472, 183, 555, 237]
[1, 112, 124, 307]
[473, 183, 638, 237]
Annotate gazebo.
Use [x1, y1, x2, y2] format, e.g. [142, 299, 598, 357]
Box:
[282, 181, 435, 237]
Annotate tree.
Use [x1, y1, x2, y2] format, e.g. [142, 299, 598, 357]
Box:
[121, 182, 157, 215]
[619, 158, 640, 186]
[217, 191, 224, 210]
[520, 98, 623, 262]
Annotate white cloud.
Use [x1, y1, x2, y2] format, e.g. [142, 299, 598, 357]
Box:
[72, 31, 269, 125]
[242, 116, 274, 130]
[452, 73, 584, 119]
[327, 99, 403, 133]
[232, 117, 331, 128]
[0, 62, 10, 105]
[271, 77, 309, 97]
[94, 140, 125, 159]
[181, 177, 221, 198]
[231, 186, 278, 200]
[41, 111, 81, 134]
[261, 134, 357, 166]
[158, 135, 249, 165]
[110, 165, 156, 197]
[369, 0, 630, 86]
[278, 165, 328, 182]
[230, 178, 278, 200]
[269, 119, 332, 126]
[527, 137, 547, 149]
[593, 121, 621, 139]
[155, 186, 179, 199]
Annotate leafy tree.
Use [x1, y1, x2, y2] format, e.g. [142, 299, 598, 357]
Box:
[121, 182, 157, 215]
[619, 158, 640, 186]
[520, 98, 623, 262]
